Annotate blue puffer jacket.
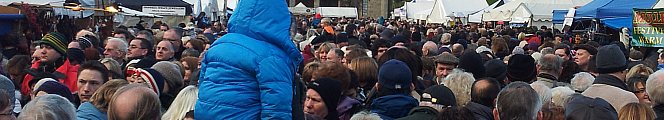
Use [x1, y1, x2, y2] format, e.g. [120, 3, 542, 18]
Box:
[76, 102, 107, 120]
[370, 94, 419, 120]
[194, 0, 303, 119]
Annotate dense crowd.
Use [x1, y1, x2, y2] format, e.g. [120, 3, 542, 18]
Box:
[1, 0, 664, 120]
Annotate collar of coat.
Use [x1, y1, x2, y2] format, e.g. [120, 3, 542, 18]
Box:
[593, 74, 629, 91]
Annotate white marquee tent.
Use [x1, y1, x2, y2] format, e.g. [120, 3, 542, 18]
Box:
[405, 0, 435, 20]
[482, 0, 591, 27]
[426, 0, 489, 24]
[317, 7, 358, 18]
[289, 2, 315, 15]
[468, 0, 504, 23]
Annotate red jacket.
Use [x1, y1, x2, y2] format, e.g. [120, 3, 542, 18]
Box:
[20, 59, 79, 95]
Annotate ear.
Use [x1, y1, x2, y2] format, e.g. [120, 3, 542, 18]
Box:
[537, 111, 543, 120]
[493, 109, 500, 120]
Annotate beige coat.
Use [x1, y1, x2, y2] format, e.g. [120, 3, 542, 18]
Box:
[582, 84, 639, 111]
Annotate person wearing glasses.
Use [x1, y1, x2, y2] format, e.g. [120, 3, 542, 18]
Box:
[162, 29, 185, 60]
[125, 38, 156, 68]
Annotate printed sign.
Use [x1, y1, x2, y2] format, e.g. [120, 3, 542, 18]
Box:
[632, 8, 664, 47]
[142, 6, 186, 16]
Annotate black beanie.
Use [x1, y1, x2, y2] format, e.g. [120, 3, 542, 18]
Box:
[308, 78, 342, 119]
[484, 59, 507, 81]
[459, 49, 485, 79]
[596, 45, 627, 74]
[507, 54, 537, 82]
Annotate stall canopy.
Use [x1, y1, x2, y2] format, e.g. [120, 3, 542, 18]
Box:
[4, 0, 96, 18]
[552, 10, 567, 24]
[656, 0, 664, 8]
[317, 7, 357, 18]
[289, 2, 314, 15]
[116, 0, 193, 15]
[575, 0, 656, 19]
[468, 0, 504, 23]
[405, 0, 434, 20]
[118, 6, 163, 17]
[573, 0, 656, 29]
[427, 0, 489, 23]
[483, 0, 591, 22]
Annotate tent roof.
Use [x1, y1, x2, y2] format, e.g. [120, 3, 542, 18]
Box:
[116, 0, 193, 15]
[295, 2, 308, 8]
[552, 10, 567, 24]
[405, 0, 435, 20]
[575, 0, 656, 19]
[317, 7, 357, 18]
[469, 0, 504, 23]
[484, 0, 590, 22]
[119, 6, 163, 17]
[427, 0, 488, 23]
[656, 0, 664, 8]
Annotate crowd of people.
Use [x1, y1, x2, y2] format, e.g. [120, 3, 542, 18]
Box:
[1, 0, 664, 120]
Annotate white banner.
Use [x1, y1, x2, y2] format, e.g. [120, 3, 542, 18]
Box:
[142, 6, 186, 16]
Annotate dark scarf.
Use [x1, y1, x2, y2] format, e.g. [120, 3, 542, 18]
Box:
[593, 74, 629, 91]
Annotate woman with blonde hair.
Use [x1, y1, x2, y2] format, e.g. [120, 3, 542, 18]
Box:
[348, 56, 378, 101]
[316, 42, 336, 62]
[100, 58, 123, 79]
[618, 103, 655, 120]
[626, 64, 653, 79]
[162, 85, 199, 120]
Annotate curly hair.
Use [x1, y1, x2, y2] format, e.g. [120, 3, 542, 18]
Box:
[443, 69, 476, 106]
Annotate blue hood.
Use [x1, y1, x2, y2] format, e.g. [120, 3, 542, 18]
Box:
[76, 102, 107, 120]
[371, 94, 419, 120]
[227, 0, 302, 68]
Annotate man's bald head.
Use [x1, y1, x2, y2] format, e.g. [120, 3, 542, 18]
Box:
[108, 84, 161, 120]
[471, 78, 501, 108]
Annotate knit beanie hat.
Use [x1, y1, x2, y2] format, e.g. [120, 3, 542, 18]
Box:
[596, 45, 627, 74]
[151, 61, 184, 94]
[132, 68, 165, 95]
[458, 49, 485, 79]
[484, 59, 507, 81]
[423, 85, 456, 106]
[0, 75, 14, 105]
[37, 32, 69, 55]
[34, 81, 74, 102]
[307, 78, 342, 120]
[379, 59, 412, 90]
[507, 54, 537, 82]
[565, 94, 618, 120]
[512, 46, 525, 55]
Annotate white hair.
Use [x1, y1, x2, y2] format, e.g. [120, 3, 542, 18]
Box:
[571, 72, 595, 92]
[162, 85, 198, 120]
[530, 82, 552, 104]
[18, 94, 76, 120]
[443, 69, 476, 106]
[107, 38, 128, 53]
[550, 86, 575, 108]
[647, 70, 664, 106]
[350, 111, 383, 120]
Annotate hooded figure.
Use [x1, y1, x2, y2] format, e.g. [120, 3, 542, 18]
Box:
[195, 0, 303, 119]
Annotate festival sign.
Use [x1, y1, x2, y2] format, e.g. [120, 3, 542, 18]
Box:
[142, 6, 186, 16]
[633, 8, 664, 47]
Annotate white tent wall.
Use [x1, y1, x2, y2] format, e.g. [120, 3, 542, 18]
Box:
[427, 0, 488, 24]
[318, 7, 358, 18]
[405, 1, 434, 20]
[468, 0, 504, 23]
[483, 0, 590, 27]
